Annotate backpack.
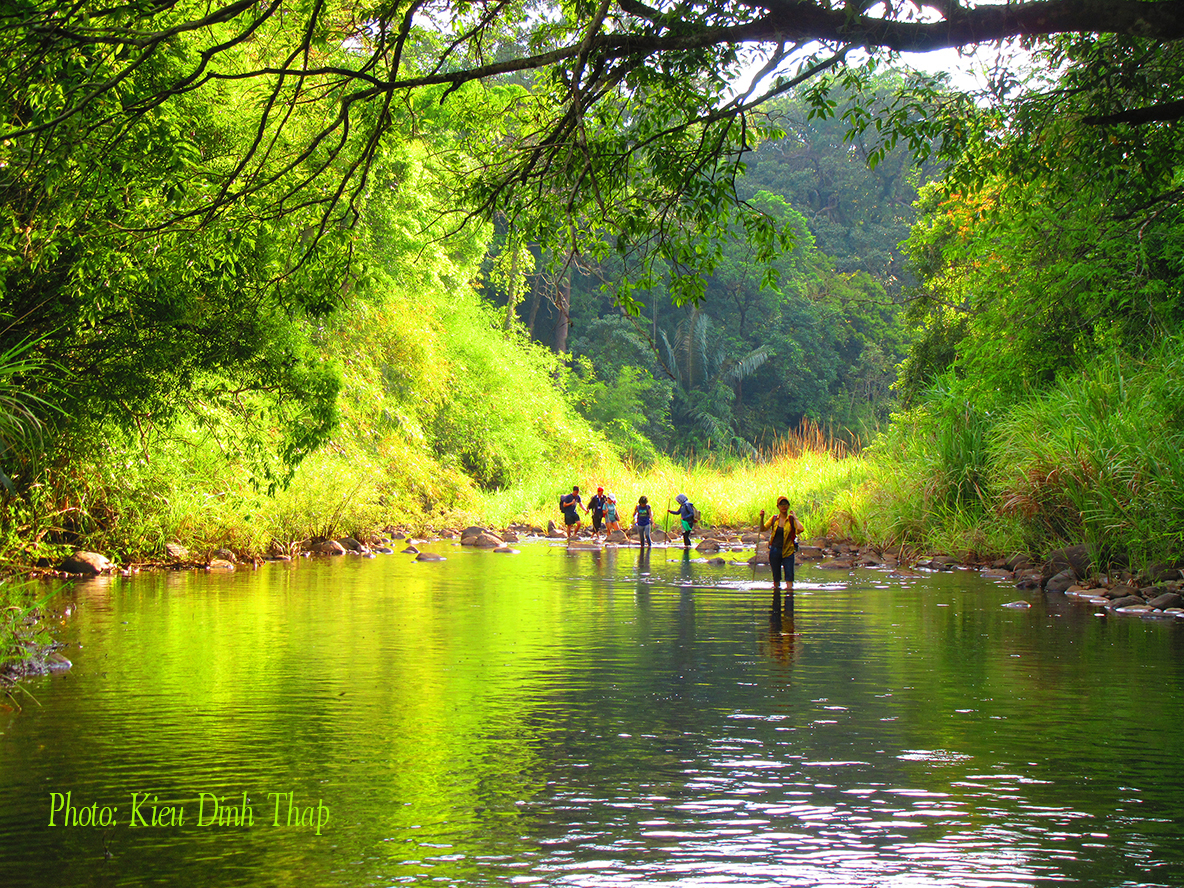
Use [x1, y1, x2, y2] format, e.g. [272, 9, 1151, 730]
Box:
[686, 501, 701, 524]
[559, 494, 568, 512]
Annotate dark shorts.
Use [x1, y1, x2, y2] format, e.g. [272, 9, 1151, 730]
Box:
[591, 513, 603, 531]
[564, 510, 580, 526]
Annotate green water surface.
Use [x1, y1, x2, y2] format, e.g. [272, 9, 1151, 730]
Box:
[1, 542, 1182, 887]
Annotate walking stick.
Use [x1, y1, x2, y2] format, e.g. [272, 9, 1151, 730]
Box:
[664, 497, 671, 547]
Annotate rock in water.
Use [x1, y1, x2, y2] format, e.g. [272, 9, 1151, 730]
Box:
[415, 552, 446, 562]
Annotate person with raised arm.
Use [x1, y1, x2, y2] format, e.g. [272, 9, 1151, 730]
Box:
[760, 497, 805, 596]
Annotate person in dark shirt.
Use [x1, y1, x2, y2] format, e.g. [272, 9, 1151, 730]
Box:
[588, 487, 607, 540]
[560, 486, 588, 541]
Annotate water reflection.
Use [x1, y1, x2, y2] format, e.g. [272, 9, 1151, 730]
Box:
[0, 545, 1182, 887]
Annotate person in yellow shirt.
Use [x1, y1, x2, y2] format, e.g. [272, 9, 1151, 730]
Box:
[759, 497, 804, 595]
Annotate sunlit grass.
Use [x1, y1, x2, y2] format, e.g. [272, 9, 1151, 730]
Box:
[466, 422, 868, 536]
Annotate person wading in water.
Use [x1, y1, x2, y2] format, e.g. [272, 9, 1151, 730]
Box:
[560, 486, 588, 541]
[760, 497, 804, 597]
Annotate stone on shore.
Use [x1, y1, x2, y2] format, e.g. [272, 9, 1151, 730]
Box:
[208, 559, 235, 571]
[1042, 545, 1091, 583]
[819, 558, 854, 570]
[165, 542, 189, 561]
[1044, 569, 1077, 594]
[308, 538, 346, 556]
[1147, 591, 1184, 610]
[59, 551, 112, 575]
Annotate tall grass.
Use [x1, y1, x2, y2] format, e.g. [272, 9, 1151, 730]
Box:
[467, 420, 868, 536]
[843, 340, 1184, 567]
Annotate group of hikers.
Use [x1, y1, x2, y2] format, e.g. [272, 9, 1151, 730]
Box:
[559, 486, 675, 546]
[559, 486, 806, 594]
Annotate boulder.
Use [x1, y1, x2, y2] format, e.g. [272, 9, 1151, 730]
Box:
[461, 525, 486, 538]
[546, 520, 558, 534]
[165, 542, 189, 561]
[59, 551, 112, 575]
[212, 548, 238, 563]
[1044, 569, 1077, 594]
[208, 559, 236, 571]
[819, 558, 854, 570]
[1107, 595, 1145, 608]
[415, 552, 446, 562]
[606, 530, 628, 543]
[651, 529, 669, 543]
[695, 538, 722, 552]
[389, 531, 407, 541]
[1104, 585, 1138, 599]
[401, 545, 420, 554]
[337, 537, 365, 553]
[797, 546, 825, 560]
[1141, 563, 1184, 584]
[546, 529, 567, 539]
[309, 539, 346, 556]
[470, 533, 502, 548]
[981, 568, 1013, 579]
[705, 556, 727, 565]
[501, 531, 520, 543]
[1147, 591, 1184, 610]
[1005, 552, 1034, 572]
[1015, 569, 1043, 590]
[1042, 545, 1091, 581]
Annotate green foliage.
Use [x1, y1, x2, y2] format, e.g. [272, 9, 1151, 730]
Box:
[567, 358, 671, 465]
[993, 343, 1184, 568]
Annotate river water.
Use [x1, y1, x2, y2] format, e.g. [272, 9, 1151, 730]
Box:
[1, 542, 1182, 887]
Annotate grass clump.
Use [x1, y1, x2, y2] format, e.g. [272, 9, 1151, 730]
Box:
[843, 339, 1184, 568]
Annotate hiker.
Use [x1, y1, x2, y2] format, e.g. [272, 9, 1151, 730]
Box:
[760, 497, 805, 595]
[633, 495, 654, 547]
[604, 493, 622, 536]
[668, 493, 697, 548]
[588, 487, 607, 539]
[560, 485, 588, 541]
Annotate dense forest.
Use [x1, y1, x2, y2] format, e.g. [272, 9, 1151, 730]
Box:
[0, 1, 1182, 573]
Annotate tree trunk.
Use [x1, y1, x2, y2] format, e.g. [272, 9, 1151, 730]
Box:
[503, 248, 520, 331]
[526, 278, 542, 340]
[553, 265, 571, 354]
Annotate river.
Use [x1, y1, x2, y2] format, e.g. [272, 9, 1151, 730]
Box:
[1, 542, 1182, 887]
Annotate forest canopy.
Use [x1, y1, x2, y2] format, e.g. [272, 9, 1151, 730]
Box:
[3, 0, 1184, 561]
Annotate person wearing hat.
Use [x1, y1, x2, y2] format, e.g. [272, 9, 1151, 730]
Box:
[668, 493, 697, 548]
[760, 497, 805, 595]
[604, 493, 622, 536]
[588, 487, 607, 540]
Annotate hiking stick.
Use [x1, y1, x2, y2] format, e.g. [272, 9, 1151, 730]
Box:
[664, 497, 671, 548]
